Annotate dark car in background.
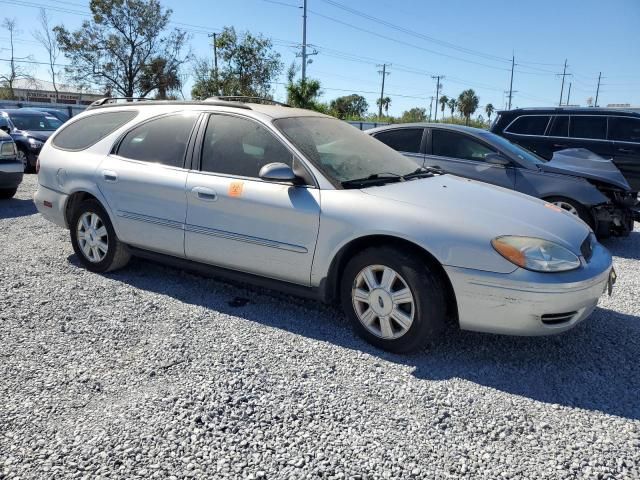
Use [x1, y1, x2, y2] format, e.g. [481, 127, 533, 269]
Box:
[22, 107, 70, 123]
[490, 108, 640, 191]
[0, 129, 22, 199]
[0, 109, 63, 172]
[368, 123, 637, 237]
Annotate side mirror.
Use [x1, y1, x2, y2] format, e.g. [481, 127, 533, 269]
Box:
[259, 162, 299, 183]
[485, 153, 511, 166]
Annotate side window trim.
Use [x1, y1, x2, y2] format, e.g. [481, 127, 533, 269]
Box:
[545, 115, 570, 138]
[503, 114, 551, 136]
[567, 114, 609, 142]
[111, 111, 200, 170]
[196, 112, 319, 188]
[606, 115, 640, 144]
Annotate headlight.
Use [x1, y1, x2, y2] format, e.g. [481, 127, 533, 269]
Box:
[491, 236, 581, 272]
[28, 138, 43, 149]
[0, 142, 16, 156]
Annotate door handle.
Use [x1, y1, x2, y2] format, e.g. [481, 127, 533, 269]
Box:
[618, 148, 634, 154]
[553, 144, 568, 149]
[102, 170, 118, 182]
[192, 186, 218, 201]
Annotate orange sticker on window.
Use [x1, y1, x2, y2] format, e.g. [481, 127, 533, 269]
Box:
[229, 181, 244, 197]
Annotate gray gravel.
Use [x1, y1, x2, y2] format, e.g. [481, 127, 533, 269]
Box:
[1, 174, 639, 479]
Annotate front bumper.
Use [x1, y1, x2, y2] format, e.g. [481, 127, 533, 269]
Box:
[34, 183, 69, 228]
[444, 242, 613, 336]
[0, 161, 24, 188]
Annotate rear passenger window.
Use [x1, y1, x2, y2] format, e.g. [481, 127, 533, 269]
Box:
[374, 128, 423, 153]
[432, 130, 495, 161]
[52, 111, 137, 150]
[548, 116, 569, 137]
[117, 113, 198, 168]
[505, 115, 550, 135]
[201, 114, 292, 178]
[608, 117, 640, 142]
[569, 116, 607, 140]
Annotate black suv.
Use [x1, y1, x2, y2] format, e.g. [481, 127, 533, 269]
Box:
[491, 108, 640, 192]
[0, 109, 63, 172]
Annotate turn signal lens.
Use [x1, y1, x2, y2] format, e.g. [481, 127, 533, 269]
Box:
[491, 236, 581, 273]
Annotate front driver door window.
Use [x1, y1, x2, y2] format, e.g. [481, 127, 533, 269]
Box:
[184, 114, 321, 285]
[426, 129, 515, 189]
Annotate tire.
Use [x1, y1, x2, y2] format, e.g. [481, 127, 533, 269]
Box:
[16, 147, 32, 173]
[0, 188, 17, 199]
[70, 199, 130, 273]
[340, 246, 448, 353]
[545, 196, 593, 228]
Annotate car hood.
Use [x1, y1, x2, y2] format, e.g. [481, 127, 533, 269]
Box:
[540, 148, 631, 191]
[14, 130, 54, 142]
[361, 174, 591, 253]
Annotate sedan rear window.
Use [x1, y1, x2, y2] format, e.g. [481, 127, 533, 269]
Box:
[505, 115, 550, 135]
[52, 111, 138, 151]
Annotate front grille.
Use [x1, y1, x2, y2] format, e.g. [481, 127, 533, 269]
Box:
[580, 234, 593, 261]
[541, 312, 578, 325]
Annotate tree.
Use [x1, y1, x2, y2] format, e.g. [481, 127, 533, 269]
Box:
[447, 98, 457, 119]
[439, 95, 449, 117]
[285, 62, 323, 110]
[32, 9, 60, 102]
[484, 103, 494, 124]
[399, 107, 426, 123]
[54, 0, 190, 98]
[457, 89, 479, 125]
[0, 18, 33, 99]
[191, 27, 283, 99]
[376, 96, 391, 116]
[329, 94, 368, 119]
[139, 57, 181, 99]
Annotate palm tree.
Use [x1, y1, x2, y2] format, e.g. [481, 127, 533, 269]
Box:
[447, 98, 457, 119]
[439, 95, 449, 119]
[484, 103, 494, 125]
[286, 78, 322, 109]
[457, 89, 480, 126]
[376, 96, 391, 116]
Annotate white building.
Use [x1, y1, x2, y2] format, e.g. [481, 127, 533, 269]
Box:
[10, 78, 103, 106]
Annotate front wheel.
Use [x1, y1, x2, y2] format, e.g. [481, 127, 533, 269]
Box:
[546, 197, 593, 228]
[340, 246, 448, 353]
[0, 188, 17, 199]
[70, 199, 130, 273]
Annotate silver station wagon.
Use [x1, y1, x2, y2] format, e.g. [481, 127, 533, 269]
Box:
[34, 98, 615, 352]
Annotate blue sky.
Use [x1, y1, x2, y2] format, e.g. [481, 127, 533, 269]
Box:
[2, 0, 639, 117]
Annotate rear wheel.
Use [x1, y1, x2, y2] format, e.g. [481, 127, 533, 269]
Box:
[0, 188, 17, 199]
[340, 246, 448, 353]
[70, 199, 130, 273]
[546, 196, 593, 228]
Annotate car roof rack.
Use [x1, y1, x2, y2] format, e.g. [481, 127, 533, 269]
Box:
[207, 96, 291, 107]
[86, 97, 252, 111]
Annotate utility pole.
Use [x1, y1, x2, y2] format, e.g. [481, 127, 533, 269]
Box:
[207, 33, 219, 95]
[301, 0, 308, 83]
[431, 75, 443, 121]
[566, 82, 572, 106]
[557, 59, 571, 106]
[428, 96, 434, 121]
[507, 54, 515, 110]
[595, 72, 602, 107]
[377, 63, 390, 118]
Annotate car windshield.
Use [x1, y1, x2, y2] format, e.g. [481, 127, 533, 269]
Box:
[273, 116, 422, 186]
[479, 131, 546, 167]
[8, 113, 62, 131]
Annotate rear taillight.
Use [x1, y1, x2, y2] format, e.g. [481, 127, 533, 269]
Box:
[36, 157, 40, 174]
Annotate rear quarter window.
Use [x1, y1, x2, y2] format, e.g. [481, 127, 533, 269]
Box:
[505, 115, 550, 135]
[51, 111, 138, 151]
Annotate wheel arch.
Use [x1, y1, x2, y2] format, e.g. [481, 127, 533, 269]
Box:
[64, 189, 118, 233]
[322, 234, 458, 324]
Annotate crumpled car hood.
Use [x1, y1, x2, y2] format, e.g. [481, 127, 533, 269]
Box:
[541, 148, 630, 191]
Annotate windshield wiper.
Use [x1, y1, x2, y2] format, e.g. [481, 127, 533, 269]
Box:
[402, 166, 445, 180]
[341, 172, 403, 188]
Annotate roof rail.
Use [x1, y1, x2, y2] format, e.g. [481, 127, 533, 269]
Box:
[88, 97, 153, 109]
[207, 96, 290, 107]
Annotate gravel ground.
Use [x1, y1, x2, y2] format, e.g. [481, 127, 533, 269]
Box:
[1, 174, 639, 479]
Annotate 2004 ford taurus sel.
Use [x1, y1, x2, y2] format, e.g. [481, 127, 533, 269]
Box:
[34, 98, 616, 352]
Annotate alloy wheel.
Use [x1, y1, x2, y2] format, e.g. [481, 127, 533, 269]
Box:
[553, 201, 579, 216]
[16, 150, 27, 170]
[352, 265, 415, 340]
[76, 212, 109, 263]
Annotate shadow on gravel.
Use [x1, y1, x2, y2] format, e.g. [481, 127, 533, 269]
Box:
[0, 198, 38, 220]
[74, 255, 640, 421]
[601, 229, 640, 260]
